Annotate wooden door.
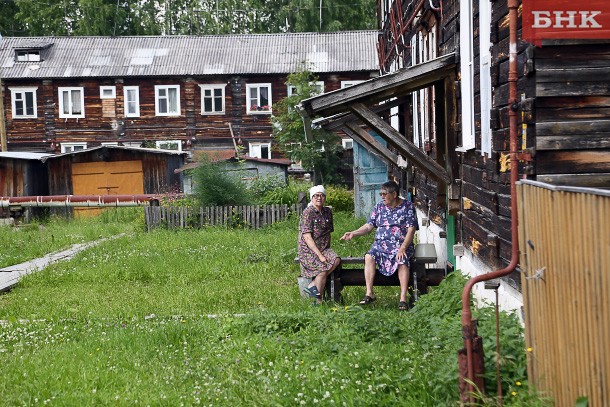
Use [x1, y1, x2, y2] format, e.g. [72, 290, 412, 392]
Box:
[72, 160, 144, 217]
[353, 132, 388, 219]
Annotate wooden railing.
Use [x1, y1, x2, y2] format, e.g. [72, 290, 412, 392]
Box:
[144, 203, 306, 231]
[517, 180, 610, 406]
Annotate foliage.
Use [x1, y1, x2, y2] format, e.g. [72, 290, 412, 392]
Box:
[191, 156, 252, 206]
[3, 0, 376, 37]
[272, 67, 344, 184]
[324, 184, 354, 212]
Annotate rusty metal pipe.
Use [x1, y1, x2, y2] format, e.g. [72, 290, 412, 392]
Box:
[0, 194, 162, 208]
[459, 0, 520, 403]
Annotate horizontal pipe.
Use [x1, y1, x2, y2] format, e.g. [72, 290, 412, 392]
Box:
[0, 194, 162, 208]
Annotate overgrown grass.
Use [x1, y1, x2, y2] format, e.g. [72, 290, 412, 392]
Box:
[0, 209, 141, 269]
[0, 211, 547, 405]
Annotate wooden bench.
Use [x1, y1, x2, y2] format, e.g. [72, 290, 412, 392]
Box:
[296, 247, 447, 306]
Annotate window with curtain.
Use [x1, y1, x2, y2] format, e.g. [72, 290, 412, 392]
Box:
[58, 87, 85, 118]
[155, 85, 181, 116]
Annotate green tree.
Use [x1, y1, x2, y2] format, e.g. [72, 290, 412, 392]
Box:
[289, 0, 376, 32]
[3, 0, 376, 37]
[271, 66, 343, 185]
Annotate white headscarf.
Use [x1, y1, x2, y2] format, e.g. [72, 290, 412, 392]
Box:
[309, 185, 326, 200]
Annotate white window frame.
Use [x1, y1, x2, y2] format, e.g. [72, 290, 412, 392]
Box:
[124, 86, 140, 117]
[100, 86, 116, 99]
[155, 140, 182, 152]
[58, 87, 85, 118]
[101, 142, 119, 146]
[287, 81, 325, 96]
[342, 138, 354, 150]
[246, 83, 272, 114]
[458, 0, 476, 151]
[411, 24, 437, 149]
[155, 85, 181, 116]
[16, 50, 40, 62]
[9, 87, 38, 119]
[199, 84, 226, 115]
[341, 80, 365, 88]
[61, 142, 87, 153]
[249, 142, 271, 159]
[479, 0, 493, 157]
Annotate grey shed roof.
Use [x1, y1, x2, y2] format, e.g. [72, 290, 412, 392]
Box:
[0, 31, 379, 79]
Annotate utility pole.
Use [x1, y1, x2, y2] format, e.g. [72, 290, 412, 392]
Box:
[0, 76, 7, 152]
[319, 0, 323, 32]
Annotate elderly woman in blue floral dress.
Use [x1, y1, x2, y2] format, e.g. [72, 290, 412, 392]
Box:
[340, 181, 417, 310]
[298, 185, 340, 303]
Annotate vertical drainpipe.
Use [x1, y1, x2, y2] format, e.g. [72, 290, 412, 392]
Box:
[458, 0, 520, 403]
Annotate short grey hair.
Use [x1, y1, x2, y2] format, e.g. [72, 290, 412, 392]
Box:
[381, 180, 399, 194]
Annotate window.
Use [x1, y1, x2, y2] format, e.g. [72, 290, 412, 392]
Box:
[61, 142, 87, 153]
[341, 80, 365, 88]
[58, 87, 85, 118]
[124, 86, 140, 117]
[155, 140, 182, 151]
[15, 50, 40, 62]
[411, 22, 438, 149]
[287, 81, 324, 96]
[100, 86, 116, 99]
[9, 87, 37, 118]
[101, 142, 119, 146]
[155, 85, 181, 116]
[342, 138, 354, 150]
[249, 142, 271, 159]
[246, 84, 272, 114]
[200, 84, 226, 114]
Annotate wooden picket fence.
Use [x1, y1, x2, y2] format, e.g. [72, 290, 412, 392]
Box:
[144, 203, 306, 231]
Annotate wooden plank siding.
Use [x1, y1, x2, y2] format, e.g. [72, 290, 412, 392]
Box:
[532, 44, 610, 188]
[3, 72, 372, 154]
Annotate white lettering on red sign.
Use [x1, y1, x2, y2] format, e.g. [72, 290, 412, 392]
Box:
[531, 11, 602, 29]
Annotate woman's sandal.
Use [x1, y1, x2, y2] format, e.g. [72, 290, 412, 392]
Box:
[359, 295, 376, 305]
[303, 285, 322, 299]
[398, 301, 409, 311]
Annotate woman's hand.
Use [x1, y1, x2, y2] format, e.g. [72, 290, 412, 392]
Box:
[340, 232, 354, 241]
[396, 246, 407, 261]
[317, 253, 327, 263]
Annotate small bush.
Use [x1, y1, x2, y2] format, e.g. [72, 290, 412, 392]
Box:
[192, 157, 252, 206]
[325, 185, 354, 212]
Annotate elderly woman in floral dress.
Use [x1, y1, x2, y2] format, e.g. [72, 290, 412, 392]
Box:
[298, 185, 340, 303]
[340, 180, 417, 310]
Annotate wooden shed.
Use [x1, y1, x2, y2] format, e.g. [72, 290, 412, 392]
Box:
[43, 145, 186, 197]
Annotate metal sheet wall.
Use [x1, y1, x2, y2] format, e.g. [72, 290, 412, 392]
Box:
[517, 181, 610, 406]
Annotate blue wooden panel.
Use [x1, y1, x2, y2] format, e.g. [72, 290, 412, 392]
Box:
[353, 132, 388, 218]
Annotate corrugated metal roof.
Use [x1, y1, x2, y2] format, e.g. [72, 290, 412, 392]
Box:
[0, 31, 379, 79]
[0, 152, 53, 160]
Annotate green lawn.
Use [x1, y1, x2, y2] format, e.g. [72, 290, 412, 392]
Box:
[0, 210, 544, 406]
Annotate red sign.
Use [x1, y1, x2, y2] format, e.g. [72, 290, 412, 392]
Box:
[523, 0, 610, 46]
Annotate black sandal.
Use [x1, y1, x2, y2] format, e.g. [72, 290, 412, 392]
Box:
[303, 285, 322, 299]
[359, 295, 376, 305]
[398, 301, 409, 311]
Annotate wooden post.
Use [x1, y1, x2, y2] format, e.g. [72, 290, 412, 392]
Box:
[0, 77, 7, 151]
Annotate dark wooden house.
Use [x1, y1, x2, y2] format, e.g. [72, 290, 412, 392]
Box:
[298, 1, 610, 401]
[300, 0, 610, 310]
[0, 32, 378, 164]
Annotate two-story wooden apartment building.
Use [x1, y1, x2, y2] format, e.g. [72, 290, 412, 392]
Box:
[0, 32, 378, 160]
